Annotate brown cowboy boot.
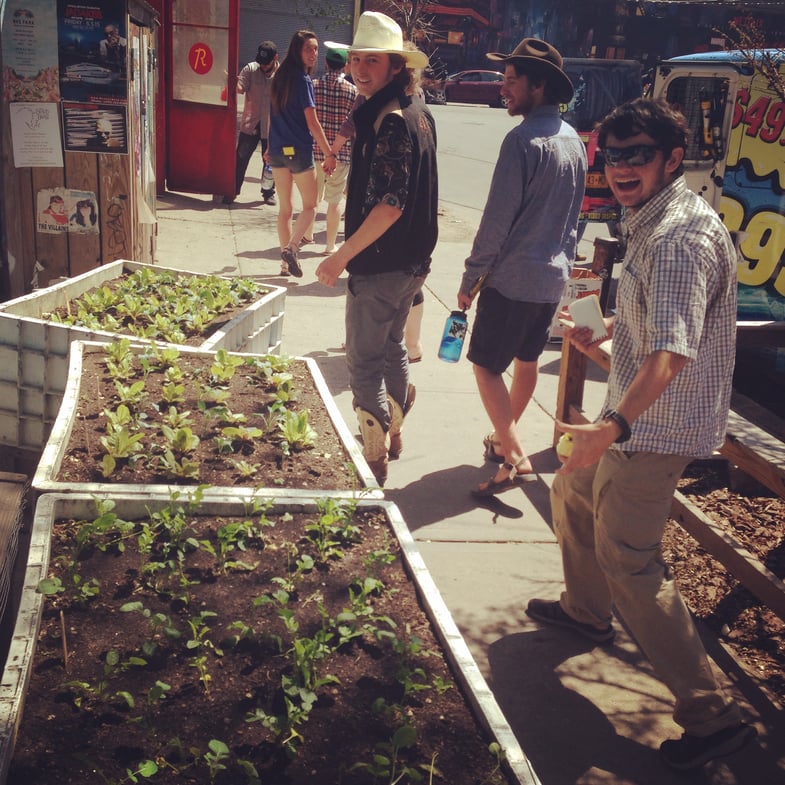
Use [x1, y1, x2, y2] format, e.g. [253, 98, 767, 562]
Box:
[388, 384, 416, 460]
[355, 406, 389, 486]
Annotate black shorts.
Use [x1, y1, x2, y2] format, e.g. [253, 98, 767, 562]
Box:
[467, 287, 558, 374]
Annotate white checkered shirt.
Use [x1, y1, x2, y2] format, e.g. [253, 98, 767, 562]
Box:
[605, 177, 737, 457]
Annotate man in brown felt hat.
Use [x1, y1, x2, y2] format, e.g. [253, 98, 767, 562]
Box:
[456, 38, 586, 496]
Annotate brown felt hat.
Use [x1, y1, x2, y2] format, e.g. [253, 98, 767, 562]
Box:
[486, 37, 574, 103]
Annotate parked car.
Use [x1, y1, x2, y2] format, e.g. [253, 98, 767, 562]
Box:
[443, 70, 506, 107]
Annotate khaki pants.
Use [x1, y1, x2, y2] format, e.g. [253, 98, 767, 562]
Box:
[551, 449, 741, 735]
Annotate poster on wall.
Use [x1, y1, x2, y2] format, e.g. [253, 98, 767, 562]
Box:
[9, 102, 64, 167]
[62, 102, 128, 154]
[2, 0, 60, 102]
[57, 0, 128, 105]
[37, 187, 100, 235]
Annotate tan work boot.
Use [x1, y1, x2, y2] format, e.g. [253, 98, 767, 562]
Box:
[355, 406, 389, 486]
[388, 384, 416, 460]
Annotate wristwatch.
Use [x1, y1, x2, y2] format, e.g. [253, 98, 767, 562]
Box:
[603, 409, 632, 443]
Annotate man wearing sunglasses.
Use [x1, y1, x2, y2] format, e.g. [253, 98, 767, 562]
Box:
[225, 41, 279, 205]
[529, 97, 756, 770]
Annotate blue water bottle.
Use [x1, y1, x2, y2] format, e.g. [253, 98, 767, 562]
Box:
[438, 310, 468, 363]
[261, 163, 274, 192]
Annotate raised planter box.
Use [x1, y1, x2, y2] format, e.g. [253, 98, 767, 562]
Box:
[0, 260, 286, 453]
[0, 492, 538, 785]
[32, 340, 380, 497]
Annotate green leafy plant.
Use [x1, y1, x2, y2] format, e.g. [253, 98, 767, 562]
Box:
[228, 458, 260, 479]
[349, 724, 438, 784]
[210, 349, 245, 383]
[113, 378, 147, 408]
[277, 410, 317, 455]
[44, 268, 264, 343]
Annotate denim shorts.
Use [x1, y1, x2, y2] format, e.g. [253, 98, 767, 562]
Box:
[268, 147, 314, 175]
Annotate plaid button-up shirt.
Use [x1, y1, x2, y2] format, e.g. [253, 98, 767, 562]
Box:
[313, 70, 357, 164]
[605, 177, 738, 457]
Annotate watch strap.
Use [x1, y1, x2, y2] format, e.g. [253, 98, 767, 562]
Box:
[604, 409, 632, 443]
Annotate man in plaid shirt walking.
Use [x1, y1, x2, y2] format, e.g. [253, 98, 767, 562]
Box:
[310, 48, 357, 255]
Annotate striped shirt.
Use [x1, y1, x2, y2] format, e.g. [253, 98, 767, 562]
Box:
[312, 70, 357, 164]
[605, 177, 737, 457]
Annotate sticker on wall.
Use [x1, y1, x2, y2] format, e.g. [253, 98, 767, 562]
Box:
[62, 102, 128, 154]
[57, 0, 128, 105]
[37, 187, 99, 235]
[37, 188, 69, 233]
[2, 0, 60, 102]
[9, 102, 64, 167]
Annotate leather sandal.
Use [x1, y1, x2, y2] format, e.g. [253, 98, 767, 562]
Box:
[482, 432, 504, 464]
[471, 461, 537, 498]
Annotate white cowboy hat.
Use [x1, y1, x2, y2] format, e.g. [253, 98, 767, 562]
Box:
[325, 12, 429, 70]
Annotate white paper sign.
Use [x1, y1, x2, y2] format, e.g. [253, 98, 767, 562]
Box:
[10, 102, 64, 167]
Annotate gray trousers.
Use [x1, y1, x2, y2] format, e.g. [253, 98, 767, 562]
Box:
[345, 271, 424, 427]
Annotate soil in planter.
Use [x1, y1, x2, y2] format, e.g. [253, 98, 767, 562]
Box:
[664, 464, 785, 705]
[56, 348, 361, 490]
[10, 500, 511, 785]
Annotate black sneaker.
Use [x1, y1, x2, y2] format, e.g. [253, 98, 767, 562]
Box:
[281, 246, 302, 278]
[659, 723, 757, 770]
[526, 598, 615, 644]
[263, 193, 276, 206]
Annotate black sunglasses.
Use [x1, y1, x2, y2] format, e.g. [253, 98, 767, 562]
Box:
[603, 144, 662, 168]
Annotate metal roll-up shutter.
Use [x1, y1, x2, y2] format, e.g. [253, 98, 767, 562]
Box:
[237, 1, 354, 79]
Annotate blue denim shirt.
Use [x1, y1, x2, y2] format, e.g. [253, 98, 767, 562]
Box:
[461, 105, 586, 303]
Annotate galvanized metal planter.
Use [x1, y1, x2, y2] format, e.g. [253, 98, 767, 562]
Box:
[0, 493, 539, 785]
[0, 260, 285, 453]
[32, 340, 381, 497]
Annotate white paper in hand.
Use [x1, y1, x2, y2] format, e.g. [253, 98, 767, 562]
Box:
[568, 294, 608, 341]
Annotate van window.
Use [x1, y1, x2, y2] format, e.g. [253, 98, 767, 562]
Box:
[562, 60, 643, 131]
[665, 77, 730, 161]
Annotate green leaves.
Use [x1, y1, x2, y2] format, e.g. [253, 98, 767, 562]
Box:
[46, 267, 264, 344]
[278, 410, 317, 455]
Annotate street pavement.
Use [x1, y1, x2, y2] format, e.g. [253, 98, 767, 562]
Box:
[154, 174, 783, 785]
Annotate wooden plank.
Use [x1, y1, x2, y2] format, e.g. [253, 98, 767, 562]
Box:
[554, 338, 588, 445]
[64, 151, 102, 277]
[731, 390, 785, 442]
[670, 489, 785, 624]
[1, 106, 35, 299]
[99, 153, 133, 263]
[720, 419, 785, 499]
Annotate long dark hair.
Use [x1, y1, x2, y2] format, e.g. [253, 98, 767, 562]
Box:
[71, 199, 97, 226]
[271, 30, 316, 114]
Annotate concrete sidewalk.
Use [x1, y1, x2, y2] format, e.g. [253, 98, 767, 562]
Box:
[154, 177, 782, 785]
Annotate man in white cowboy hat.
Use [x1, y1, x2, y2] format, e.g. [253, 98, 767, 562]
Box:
[316, 12, 437, 486]
[456, 37, 587, 497]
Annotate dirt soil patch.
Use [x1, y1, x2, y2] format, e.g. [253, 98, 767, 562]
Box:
[664, 463, 785, 706]
[9, 501, 510, 784]
[54, 348, 361, 490]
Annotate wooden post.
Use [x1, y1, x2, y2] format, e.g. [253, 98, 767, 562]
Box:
[591, 236, 620, 315]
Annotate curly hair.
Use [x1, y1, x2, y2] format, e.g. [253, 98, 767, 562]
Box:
[597, 97, 689, 174]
